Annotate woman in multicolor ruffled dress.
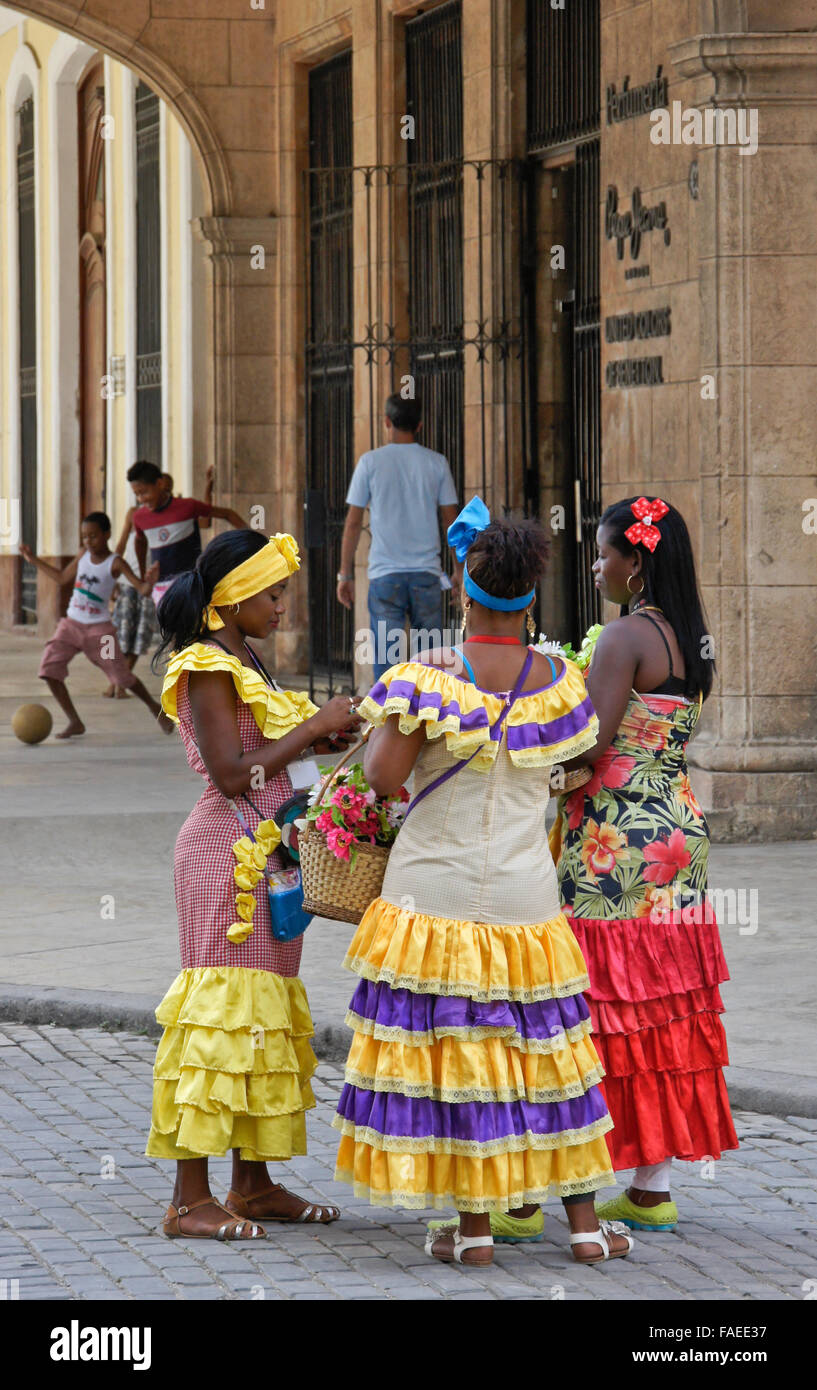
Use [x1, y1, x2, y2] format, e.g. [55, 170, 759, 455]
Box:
[550, 497, 738, 1232]
[145, 529, 360, 1240]
[333, 501, 634, 1268]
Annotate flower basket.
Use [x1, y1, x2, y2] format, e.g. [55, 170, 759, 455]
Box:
[299, 731, 404, 925]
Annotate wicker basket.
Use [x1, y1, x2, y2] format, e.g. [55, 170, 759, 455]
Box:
[300, 732, 391, 925]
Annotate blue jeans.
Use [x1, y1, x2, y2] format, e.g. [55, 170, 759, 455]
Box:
[368, 571, 444, 680]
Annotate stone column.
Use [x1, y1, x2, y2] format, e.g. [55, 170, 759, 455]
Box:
[193, 215, 308, 673]
[670, 32, 817, 839]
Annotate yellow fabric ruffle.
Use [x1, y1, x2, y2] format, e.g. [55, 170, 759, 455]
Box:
[145, 966, 316, 1162]
[344, 898, 591, 1003]
[334, 1136, 615, 1212]
[160, 641, 318, 736]
[343, 1030, 605, 1104]
[358, 658, 598, 769]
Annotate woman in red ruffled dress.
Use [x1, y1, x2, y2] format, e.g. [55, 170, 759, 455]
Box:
[550, 497, 738, 1231]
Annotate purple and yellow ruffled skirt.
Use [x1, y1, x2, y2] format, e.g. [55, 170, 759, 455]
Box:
[333, 899, 615, 1212]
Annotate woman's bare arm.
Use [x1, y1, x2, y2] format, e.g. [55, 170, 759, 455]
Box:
[565, 622, 639, 767]
[363, 717, 427, 796]
[188, 670, 333, 798]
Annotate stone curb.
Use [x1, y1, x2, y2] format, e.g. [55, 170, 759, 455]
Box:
[0, 984, 350, 1062]
[2, 984, 815, 1117]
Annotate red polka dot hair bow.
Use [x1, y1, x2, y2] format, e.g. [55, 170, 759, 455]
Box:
[624, 497, 670, 552]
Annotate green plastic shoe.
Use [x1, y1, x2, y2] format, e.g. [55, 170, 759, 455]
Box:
[595, 1192, 678, 1232]
[426, 1208, 544, 1244]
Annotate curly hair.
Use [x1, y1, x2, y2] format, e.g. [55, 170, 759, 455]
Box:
[466, 516, 550, 600]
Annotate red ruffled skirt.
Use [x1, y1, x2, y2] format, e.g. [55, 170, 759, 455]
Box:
[568, 906, 739, 1170]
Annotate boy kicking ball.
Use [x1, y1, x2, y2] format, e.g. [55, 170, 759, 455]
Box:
[20, 512, 174, 740]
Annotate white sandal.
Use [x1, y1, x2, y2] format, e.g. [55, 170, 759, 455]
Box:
[424, 1228, 494, 1266]
[569, 1219, 634, 1264]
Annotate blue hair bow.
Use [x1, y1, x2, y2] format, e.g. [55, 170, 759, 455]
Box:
[447, 496, 491, 561]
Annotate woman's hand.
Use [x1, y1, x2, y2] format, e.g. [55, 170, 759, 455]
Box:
[310, 695, 362, 743]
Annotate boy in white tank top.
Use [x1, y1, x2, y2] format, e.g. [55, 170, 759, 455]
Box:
[20, 512, 174, 740]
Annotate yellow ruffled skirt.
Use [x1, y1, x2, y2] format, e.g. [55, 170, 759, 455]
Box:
[334, 899, 615, 1212]
[146, 966, 316, 1162]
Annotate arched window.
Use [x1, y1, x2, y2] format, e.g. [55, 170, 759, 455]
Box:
[17, 94, 37, 623]
[135, 79, 162, 466]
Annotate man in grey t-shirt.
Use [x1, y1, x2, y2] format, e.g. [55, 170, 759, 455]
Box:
[337, 393, 460, 679]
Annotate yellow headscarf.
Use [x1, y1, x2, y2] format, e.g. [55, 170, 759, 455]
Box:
[204, 533, 300, 630]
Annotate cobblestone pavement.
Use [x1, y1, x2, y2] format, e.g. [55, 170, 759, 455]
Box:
[0, 1023, 815, 1303]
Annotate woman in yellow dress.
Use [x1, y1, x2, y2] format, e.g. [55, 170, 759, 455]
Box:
[145, 529, 360, 1240]
[333, 500, 633, 1269]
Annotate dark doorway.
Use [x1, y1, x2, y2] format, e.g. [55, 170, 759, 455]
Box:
[78, 66, 107, 516]
[526, 0, 602, 646]
[17, 96, 37, 624]
[304, 50, 354, 694]
[135, 81, 162, 468]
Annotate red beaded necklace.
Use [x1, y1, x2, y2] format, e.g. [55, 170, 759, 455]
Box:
[464, 635, 522, 645]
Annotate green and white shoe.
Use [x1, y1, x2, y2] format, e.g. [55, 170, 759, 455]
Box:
[426, 1208, 544, 1244]
[595, 1192, 678, 1232]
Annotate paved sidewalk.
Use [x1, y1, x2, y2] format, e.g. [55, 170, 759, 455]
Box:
[0, 1022, 814, 1302]
[1, 631, 816, 1115]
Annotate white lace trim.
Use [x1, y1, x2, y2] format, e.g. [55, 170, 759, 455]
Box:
[342, 1062, 606, 1105]
[344, 1011, 593, 1053]
[332, 1169, 615, 1212]
[331, 1113, 613, 1157]
[345, 959, 591, 1004]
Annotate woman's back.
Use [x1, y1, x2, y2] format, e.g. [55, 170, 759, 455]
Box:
[366, 648, 596, 929]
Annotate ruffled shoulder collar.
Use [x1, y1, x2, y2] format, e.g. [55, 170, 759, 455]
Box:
[160, 641, 319, 739]
[358, 657, 598, 769]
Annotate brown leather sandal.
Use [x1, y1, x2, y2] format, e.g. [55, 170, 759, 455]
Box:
[224, 1185, 340, 1225]
[162, 1196, 266, 1240]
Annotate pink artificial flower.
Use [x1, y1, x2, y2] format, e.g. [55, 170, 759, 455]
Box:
[325, 825, 356, 862]
[315, 809, 335, 834]
[330, 786, 367, 824]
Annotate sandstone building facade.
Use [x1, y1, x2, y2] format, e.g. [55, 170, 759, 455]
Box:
[0, 0, 814, 841]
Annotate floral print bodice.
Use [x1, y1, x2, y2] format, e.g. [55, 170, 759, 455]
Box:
[553, 693, 710, 923]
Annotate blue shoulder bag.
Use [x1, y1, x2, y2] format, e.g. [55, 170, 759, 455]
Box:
[230, 794, 312, 942]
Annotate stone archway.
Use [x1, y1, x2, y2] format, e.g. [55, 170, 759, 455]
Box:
[9, 0, 279, 517]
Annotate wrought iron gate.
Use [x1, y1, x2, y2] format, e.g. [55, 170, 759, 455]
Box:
[406, 1, 464, 505]
[527, 0, 602, 641]
[303, 2, 532, 692]
[17, 97, 37, 623]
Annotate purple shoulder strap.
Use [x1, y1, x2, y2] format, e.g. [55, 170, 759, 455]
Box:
[402, 647, 534, 820]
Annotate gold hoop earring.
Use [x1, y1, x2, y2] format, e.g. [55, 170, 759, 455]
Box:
[626, 574, 644, 597]
[526, 609, 536, 640]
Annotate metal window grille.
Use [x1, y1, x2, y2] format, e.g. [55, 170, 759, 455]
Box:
[135, 81, 162, 466]
[527, 0, 600, 152]
[526, 1, 601, 637]
[17, 97, 37, 622]
[305, 51, 354, 692]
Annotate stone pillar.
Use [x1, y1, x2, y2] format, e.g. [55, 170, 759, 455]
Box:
[670, 32, 817, 839]
[193, 215, 308, 672]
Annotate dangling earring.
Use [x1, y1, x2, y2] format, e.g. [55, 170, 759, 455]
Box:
[526, 608, 536, 640]
[460, 601, 471, 641]
[626, 574, 644, 598]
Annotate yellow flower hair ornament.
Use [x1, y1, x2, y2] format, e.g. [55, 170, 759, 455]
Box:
[228, 817, 282, 944]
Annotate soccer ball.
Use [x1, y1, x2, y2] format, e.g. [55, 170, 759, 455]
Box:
[11, 703, 53, 744]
